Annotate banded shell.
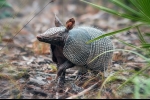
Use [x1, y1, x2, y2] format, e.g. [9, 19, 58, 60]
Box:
[63, 26, 113, 71]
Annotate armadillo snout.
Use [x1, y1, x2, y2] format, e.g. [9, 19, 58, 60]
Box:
[36, 35, 42, 39]
[37, 35, 42, 40]
[37, 34, 50, 43]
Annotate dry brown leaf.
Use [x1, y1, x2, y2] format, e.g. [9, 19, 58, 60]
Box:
[112, 51, 126, 62]
[2, 38, 14, 43]
[32, 40, 50, 55]
[46, 77, 52, 80]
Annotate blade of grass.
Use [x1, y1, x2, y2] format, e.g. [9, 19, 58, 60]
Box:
[111, 0, 143, 17]
[136, 0, 150, 18]
[0, 0, 11, 8]
[133, 77, 140, 99]
[136, 26, 146, 44]
[81, 0, 118, 15]
[136, 26, 150, 55]
[81, 0, 148, 22]
[130, 0, 150, 22]
[117, 63, 150, 90]
[141, 43, 150, 48]
[88, 49, 149, 64]
[113, 36, 142, 50]
[87, 24, 143, 44]
[89, 49, 150, 91]
[99, 72, 116, 95]
[144, 33, 150, 36]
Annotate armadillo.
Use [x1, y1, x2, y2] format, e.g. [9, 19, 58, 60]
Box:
[37, 15, 114, 84]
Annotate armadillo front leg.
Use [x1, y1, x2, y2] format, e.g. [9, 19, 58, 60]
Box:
[57, 60, 74, 87]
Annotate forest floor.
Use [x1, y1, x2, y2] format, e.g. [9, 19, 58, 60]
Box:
[0, 0, 149, 99]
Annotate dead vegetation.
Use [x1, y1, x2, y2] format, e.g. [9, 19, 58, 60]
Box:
[0, 0, 150, 99]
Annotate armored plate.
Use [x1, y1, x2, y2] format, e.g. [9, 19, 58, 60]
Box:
[63, 26, 113, 71]
[63, 27, 91, 65]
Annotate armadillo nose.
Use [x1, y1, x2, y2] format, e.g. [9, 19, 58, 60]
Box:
[36, 35, 42, 39]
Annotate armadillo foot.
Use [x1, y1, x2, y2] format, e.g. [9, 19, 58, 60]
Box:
[75, 70, 88, 80]
[56, 76, 65, 93]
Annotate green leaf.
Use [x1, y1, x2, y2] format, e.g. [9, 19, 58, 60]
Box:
[133, 77, 140, 99]
[141, 43, 150, 48]
[136, 26, 147, 44]
[81, 0, 148, 23]
[111, 0, 142, 17]
[0, 0, 11, 8]
[88, 49, 149, 65]
[87, 24, 143, 44]
[81, 0, 120, 15]
[99, 72, 119, 94]
[91, 48, 149, 91]
[117, 63, 150, 90]
[81, 0, 150, 24]
[113, 36, 142, 50]
[144, 33, 150, 36]
[130, 0, 150, 22]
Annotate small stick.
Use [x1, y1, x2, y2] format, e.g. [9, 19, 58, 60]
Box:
[66, 80, 101, 99]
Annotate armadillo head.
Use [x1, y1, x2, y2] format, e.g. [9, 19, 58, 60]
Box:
[37, 14, 75, 46]
[37, 14, 66, 46]
[37, 26, 67, 45]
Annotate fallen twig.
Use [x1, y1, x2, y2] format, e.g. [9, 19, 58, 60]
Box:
[66, 80, 101, 99]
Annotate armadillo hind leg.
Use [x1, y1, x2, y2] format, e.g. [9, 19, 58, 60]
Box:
[75, 66, 88, 80]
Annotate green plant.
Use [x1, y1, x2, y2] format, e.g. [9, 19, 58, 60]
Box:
[83, 0, 150, 57]
[0, 0, 11, 8]
[81, 0, 150, 98]
[81, 0, 150, 45]
[133, 76, 150, 99]
[0, 0, 13, 19]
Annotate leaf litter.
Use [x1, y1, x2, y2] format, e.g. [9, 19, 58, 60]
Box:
[0, 0, 150, 99]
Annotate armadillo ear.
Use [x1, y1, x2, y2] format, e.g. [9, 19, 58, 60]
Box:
[66, 18, 75, 30]
[55, 14, 63, 27]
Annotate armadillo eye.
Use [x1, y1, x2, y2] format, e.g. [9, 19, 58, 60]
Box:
[59, 32, 63, 35]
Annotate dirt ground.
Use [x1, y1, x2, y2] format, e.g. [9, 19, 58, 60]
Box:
[0, 0, 148, 99]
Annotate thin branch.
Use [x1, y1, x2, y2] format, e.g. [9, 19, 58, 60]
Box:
[66, 80, 101, 99]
